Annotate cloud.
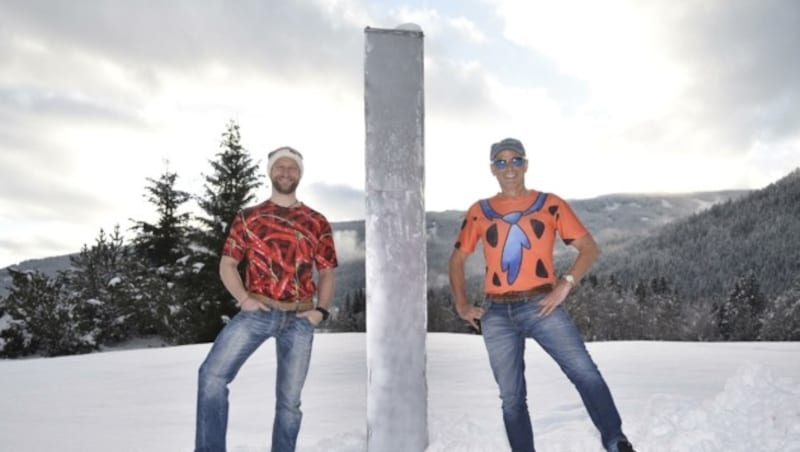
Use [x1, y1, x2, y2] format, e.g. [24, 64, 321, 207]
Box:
[303, 182, 365, 222]
[0, 87, 145, 127]
[2, 0, 797, 267]
[667, 0, 800, 147]
[448, 17, 488, 44]
[491, 0, 800, 156]
[0, 163, 112, 221]
[0, 234, 75, 267]
[332, 229, 365, 263]
[0, 0, 365, 87]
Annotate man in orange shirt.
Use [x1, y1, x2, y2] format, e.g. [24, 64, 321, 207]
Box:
[449, 138, 634, 452]
[195, 146, 337, 452]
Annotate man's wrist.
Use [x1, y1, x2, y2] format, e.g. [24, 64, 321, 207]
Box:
[315, 306, 330, 321]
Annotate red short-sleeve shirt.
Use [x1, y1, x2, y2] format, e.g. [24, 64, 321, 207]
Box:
[222, 200, 338, 301]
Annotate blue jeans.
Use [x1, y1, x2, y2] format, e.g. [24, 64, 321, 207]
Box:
[195, 309, 315, 452]
[480, 296, 625, 452]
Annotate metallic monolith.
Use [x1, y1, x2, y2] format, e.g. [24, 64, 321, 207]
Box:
[364, 25, 427, 452]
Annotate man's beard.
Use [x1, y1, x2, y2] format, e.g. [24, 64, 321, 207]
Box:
[271, 177, 299, 195]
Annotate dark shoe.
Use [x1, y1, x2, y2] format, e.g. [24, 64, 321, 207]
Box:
[616, 439, 636, 452]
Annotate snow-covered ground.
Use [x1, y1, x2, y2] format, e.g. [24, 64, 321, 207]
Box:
[1, 334, 798, 452]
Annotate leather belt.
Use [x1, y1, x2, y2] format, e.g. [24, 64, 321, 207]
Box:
[485, 284, 553, 303]
[250, 293, 314, 312]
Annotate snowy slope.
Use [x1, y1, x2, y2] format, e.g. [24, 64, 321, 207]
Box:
[1, 334, 798, 452]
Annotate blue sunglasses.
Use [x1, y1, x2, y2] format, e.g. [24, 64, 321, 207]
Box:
[492, 156, 526, 170]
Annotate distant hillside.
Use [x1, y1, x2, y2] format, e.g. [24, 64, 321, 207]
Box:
[595, 169, 800, 299]
[0, 253, 74, 298]
[326, 190, 748, 298]
[568, 190, 748, 252]
[1, 190, 748, 300]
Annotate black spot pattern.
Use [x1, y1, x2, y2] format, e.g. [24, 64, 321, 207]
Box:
[454, 241, 461, 249]
[530, 219, 545, 239]
[486, 224, 499, 247]
[492, 273, 502, 287]
[460, 219, 467, 230]
[535, 260, 549, 278]
[563, 238, 574, 245]
[548, 205, 559, 215]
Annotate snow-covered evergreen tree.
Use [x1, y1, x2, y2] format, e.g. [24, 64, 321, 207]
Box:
[64, 226, 137, 345]
[1, 269, 92, 357]
[760, 276, 800, 340]
[716, 271, 767, 340]
[131, 166, 191, 267]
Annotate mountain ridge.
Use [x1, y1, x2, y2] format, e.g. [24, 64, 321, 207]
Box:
[0, 189, 752, 300]
[593, 168, 800, 298]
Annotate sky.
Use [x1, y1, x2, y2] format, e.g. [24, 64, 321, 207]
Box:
[1, 0, 799, 267]
[0, 334, 798, 451]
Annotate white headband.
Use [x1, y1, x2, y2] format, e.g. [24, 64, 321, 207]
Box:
[267, 147, 304, 176]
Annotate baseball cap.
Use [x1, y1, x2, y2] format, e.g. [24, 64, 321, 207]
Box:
[490, 138, 526, 160]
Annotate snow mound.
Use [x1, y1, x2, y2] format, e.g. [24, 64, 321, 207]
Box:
[637, 364, 800, 452]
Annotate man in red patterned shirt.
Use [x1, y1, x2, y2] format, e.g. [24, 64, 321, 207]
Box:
[195, 146, 338, 452]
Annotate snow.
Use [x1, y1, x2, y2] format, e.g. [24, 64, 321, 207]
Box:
[396, 23, 422, 32]
[1, 334, 798, 452]
[693, 198, 715, 212]
[0, 313, 11, 330]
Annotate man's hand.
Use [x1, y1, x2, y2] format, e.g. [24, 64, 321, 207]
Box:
[456, 303, 485, 331]
[538, 281, 571, 316]
[296, 309, 323, 326]
[239, 296, 271, 312]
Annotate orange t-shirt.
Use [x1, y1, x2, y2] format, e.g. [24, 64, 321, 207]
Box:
[454, 191, 588, 294]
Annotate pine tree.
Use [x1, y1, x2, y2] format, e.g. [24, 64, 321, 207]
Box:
[64, 226, 137, 345]
[716, 271, 767, 340]
[760, 276, 800, 340]
[649, 277, 682, 340]
[195, 120, 263, 260]
[1, 269, 92, 357]
[426, 287, 471, 333]
[188, 120, 263, 342]
[131, 166, 191, 267]
[126, 164, 199, 343]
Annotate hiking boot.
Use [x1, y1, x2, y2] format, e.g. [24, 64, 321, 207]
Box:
[616, 439, 636, 452]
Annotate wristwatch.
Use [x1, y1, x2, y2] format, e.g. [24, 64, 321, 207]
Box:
[562, 274, 577, 287]
[315, 306, 330, 321]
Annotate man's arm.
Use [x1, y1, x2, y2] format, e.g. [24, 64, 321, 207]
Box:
[219, 255, 267, 311]
[564, 232, 600, 283]
[538, 233, 600, 316]
[315, 268, 335, 310]
[297, 267, 335, 324]
[449, 248, 484, 330]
